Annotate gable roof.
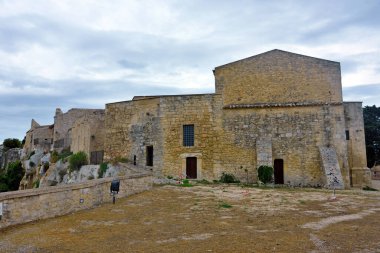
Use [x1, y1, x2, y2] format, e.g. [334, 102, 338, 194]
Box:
[214, 49, 339, 70]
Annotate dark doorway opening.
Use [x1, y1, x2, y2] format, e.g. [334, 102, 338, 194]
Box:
[186, 157, 197, 179]
[274, 159, 284, 184]
[146, 146, 153, 166]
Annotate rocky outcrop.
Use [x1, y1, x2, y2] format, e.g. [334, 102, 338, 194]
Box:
[1, 148, 22, 169]
[39, 160, 68, 187]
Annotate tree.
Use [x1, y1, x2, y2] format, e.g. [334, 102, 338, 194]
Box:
[5, 161, 24, 191]
[363, 105, 380, 167]
[0, 161, 24, 192]
[3, 138, 22, 151]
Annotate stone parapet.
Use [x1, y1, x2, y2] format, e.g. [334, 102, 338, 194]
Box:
[0, 173, 152, 230]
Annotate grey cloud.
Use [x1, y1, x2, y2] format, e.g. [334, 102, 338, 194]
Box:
[343, 84, 380, 106]
[1, 0, 380, 142]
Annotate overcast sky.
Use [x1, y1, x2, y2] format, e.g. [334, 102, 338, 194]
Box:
[0, 0, 379, 143]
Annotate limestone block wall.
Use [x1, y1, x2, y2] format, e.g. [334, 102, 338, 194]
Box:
[218, 105, 349, 187]
[344, 102, 371, 187]
[105, 98, 163, 176]
[159, 94, 219, 180]
[214, 49, 342, 106]
[24, 121, 54, 155]
[71, 110, 105, 163]
[0, 173, 152, 230]
[53, 108, 103, 152]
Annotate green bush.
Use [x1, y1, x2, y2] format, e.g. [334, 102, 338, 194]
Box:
[50, 151, 59, 163]
[59, 149, 73, 162]
[98, 162, 108, 178]
[69, 151, 88, 172]
[33, 179, 40, 188]
[220, 172, 240, 183]
[257, 165, 273, 184]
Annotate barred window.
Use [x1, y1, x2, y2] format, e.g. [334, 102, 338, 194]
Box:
[183, 124, 194, 147]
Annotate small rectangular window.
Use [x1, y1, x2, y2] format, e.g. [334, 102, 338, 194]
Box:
[345, 130, 350, 140]
[183, 125, 194, 146]
[146, 146, 153, 166]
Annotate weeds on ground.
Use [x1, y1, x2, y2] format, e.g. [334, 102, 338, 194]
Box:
[181, 179, 193, 187]
[219, 202, 232, 208]
[363, 186, 378, 191]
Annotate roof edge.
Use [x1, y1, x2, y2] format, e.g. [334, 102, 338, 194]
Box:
[214, 49, 340, 70]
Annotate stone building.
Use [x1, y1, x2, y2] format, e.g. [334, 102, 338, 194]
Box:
[53, 108, 103, 153]
[104, 49, 370, 188]
[71, 110, 105, 164]
[24, 119, 54, 154]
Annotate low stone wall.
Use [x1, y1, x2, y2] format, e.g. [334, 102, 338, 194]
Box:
[0, 173, 152, 230]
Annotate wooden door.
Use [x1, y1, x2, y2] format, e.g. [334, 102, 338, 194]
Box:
[274, 159, 284, 184]
[186, 157, 197, 179]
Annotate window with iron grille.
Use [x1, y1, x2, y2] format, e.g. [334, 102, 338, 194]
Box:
[183, 124, 194, 146]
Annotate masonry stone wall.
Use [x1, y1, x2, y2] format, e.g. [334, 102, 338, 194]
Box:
[71, 110, 105, 163]
[0, 173, 152, 229]
[103, 50, 368, 188]
[217, 105, 350, 186]
[24, 119, 54, 155]
[159, 94, 219, 180]
[53, 108, 103, 152]
[105, 98, 163, 176]
[344, 102, 371, 187]
[214, 49, 342, 106]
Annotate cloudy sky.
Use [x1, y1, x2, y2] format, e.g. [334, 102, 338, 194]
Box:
[0, 0, 379, 143]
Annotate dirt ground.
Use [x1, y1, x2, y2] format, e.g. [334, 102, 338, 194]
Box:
[1, 183, 380, 253]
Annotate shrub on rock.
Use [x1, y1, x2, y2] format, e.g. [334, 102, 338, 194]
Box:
[69, 152, 88, 172]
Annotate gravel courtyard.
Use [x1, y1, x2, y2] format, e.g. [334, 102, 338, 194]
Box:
[1, 184, 380, 253]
